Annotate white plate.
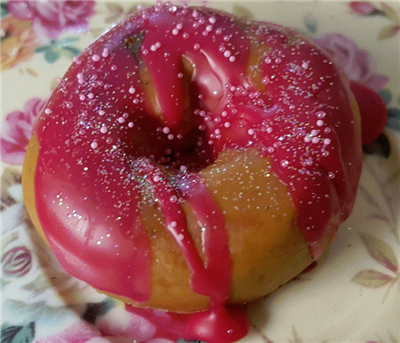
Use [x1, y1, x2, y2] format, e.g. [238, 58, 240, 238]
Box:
[1, 1, 399, 342]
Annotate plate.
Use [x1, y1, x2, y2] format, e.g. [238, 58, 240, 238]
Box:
[1, 1, 399, 342]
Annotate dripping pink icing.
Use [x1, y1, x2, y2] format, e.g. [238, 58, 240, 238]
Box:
[125, 304, 249, 343]
[135, 160, 232, 303]
[31, 3, 369, 342]
[178, 173, 231, 302]
[350, 81, 388, 145]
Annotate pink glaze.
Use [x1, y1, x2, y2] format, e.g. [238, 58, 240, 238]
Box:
[178, 173, 231, 302]
[31, 4, 370, 342]
[350, 81, 388, 145]
[125, 304, 249, 343]
[188, 305, 249, 343]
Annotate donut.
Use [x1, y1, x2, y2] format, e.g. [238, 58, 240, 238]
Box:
[22, 3, 386, 343]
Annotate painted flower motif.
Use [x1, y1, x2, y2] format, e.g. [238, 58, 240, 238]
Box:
[1, 97, 47, 165]
[33, 316, 174, 343]
[96, 306, 157, 341]
[349, 1, 377, 15]
[103, 3, 139, 24]
[313, 33, 389, 92]
[2, 246, 32, 277]
[348, 1, 400, 39]
[0, 15, 40, 70]
[351, 232, 399, 301]
[33, 321, 105, 343]
[7, 0, 96, 41]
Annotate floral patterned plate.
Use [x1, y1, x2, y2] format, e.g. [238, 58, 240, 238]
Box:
[1, 1, 399, 343]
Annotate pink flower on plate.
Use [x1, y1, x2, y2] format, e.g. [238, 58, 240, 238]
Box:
[34, 321, 104, 343]
[2, 246, 32, 277]
[33, 316, 174, 343]
[349, 1, 377, 15]
[1, 15, 40, 71]
[1, 97, 47, 165]
[313, 33, 389, 92]
[7, 0, 95, 41]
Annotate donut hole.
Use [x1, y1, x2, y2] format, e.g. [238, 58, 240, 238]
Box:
[157, 125, 215, 172]
[128, 65, 218, 173]
[127, 110, 216, 174]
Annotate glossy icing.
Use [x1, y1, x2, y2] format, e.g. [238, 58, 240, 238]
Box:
[350, 81, 388, 145]
[31, 3, 370, 342]
[126, 304, 249, 343]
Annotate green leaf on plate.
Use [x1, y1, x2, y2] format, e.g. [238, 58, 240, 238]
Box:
[90, 27, 107, 38]
[304, 12, 318, 33]
[62, 46, 81, 59]
[50, 77, 61, 91]
[1, 231, 19, 251]
[106, 2, 124, 14]
[387, 117, 400, 131]
[378, 88, 392, 105]
[1, 3, 9, 17]
[105, 13, 122, 24]
[378, 24, 400, 40]
[1, 322, 35, 343]
[22, 273, 53, 296]
[233, 6, 254, 20]
[380, 2, 400, 23]
[127, 5, 139, 16]
[351, 269, 393, 288]
[44, 48, 62, 64]
[56, 37, 80, 47]
[359, 232, 398, 272]
[35, 45, 51, 53]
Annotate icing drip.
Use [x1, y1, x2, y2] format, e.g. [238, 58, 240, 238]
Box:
[178, 173, 231, 302]
[135, 161, 232, 302]
[350, 81, 388, 145]
[125, 304, 249, 343]
[188, 305, 249, 343]
[131, 162, 245, 340]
